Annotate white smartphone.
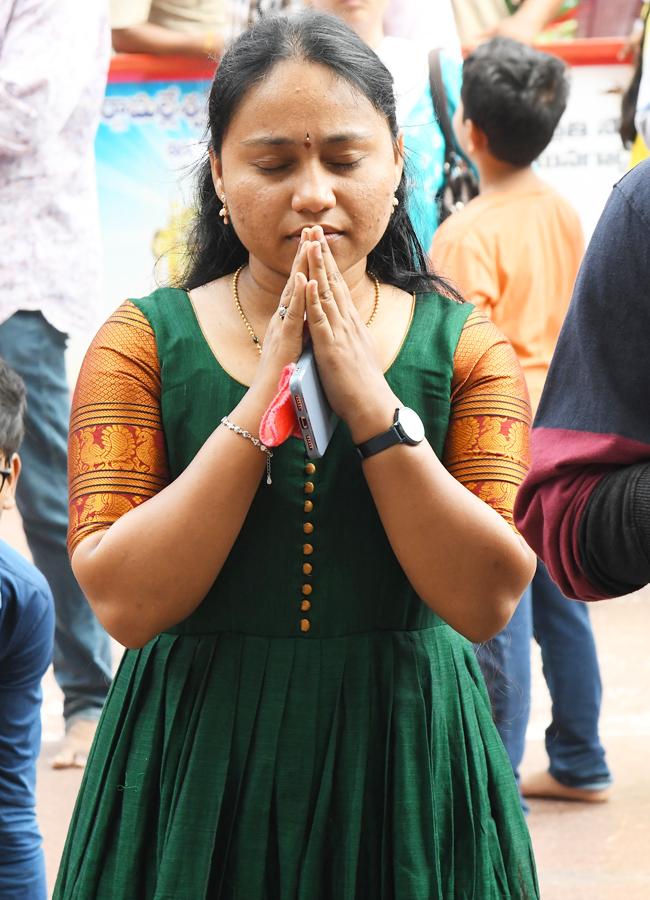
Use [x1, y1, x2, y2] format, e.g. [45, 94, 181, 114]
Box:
[289, 343, 337, 459]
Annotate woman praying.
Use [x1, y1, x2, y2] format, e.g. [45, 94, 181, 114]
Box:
[55, 13, 538, 899]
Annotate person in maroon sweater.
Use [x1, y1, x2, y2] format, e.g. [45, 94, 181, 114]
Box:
[515, 157, 650, 602]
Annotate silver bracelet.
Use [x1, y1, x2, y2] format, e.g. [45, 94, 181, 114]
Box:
[221, 416, 273, 484]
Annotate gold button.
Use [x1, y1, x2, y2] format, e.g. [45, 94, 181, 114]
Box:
[304, 500, 313, 513]
[302, 584, 312, 595]
[303, 543, 313, 555]
[301, 599, 311, 611]
[303, 563, 312, 575]
[303, 522, 313, 534]
[301, 618, 311, 632]
[305, 463, 316, 475]
[304, 482, 314, 494]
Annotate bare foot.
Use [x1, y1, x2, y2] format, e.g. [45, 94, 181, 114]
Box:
[51, 719, 98, 769]
[521, 770, 611, 803]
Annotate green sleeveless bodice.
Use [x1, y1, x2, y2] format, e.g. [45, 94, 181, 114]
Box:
[132, 289, 472, 638]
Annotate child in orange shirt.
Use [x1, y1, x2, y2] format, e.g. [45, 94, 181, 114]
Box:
[432, 37, 583, 412]
[432, 37, 612, 805]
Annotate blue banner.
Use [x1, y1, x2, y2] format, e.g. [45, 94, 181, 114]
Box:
[96, 79, 209, 317]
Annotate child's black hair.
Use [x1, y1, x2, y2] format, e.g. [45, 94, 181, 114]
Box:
[179, 10, 461, 299]
[462, 37, 569, 168]
[0, 357, 26, 460]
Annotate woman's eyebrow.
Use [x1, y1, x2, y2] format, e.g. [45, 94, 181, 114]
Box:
[242, 131, 372, 147]
[325, 130, 372, 145]
[242, 136, 295, 147]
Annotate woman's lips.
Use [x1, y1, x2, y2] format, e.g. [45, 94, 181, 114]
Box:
[288, 231, 343, 244]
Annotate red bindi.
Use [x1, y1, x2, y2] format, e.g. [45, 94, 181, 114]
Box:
[304, 133, 311, 149]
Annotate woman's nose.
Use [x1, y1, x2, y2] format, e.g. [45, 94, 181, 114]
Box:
[291, 164, 336, 214]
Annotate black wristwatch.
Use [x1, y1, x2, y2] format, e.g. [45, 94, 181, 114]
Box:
[355, 407, 425, 460]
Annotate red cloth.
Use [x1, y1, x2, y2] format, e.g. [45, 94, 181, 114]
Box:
[259, 364, 302, 447]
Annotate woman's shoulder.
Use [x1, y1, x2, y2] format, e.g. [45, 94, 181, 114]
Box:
[127, 286, 190, 322]
[82, 287, 190, 386]
[409, 297, 522, 380]
[451, 307, 530, 413]
[80, 300, 163, 391]
[415, 290, 472, 318]
[406, 292, 475, 357]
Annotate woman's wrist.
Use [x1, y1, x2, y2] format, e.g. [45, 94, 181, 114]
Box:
[225, 370, 283, 441]
[347, 388, 400, 445]
[507, 3, 550, 38]
[202, 30, 224, 58]
[228, 396, 268, 440]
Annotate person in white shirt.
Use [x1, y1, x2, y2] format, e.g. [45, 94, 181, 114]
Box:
[0, 0, 112, 768]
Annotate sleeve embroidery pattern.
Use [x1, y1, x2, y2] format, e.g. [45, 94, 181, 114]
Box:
[444, 309, 532, 529]
[68, 302, 170, 555]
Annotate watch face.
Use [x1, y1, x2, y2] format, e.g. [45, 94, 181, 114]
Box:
[397, 407, 425, 444]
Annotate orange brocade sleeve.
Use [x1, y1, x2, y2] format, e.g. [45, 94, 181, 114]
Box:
[442, 309, 532, 530]
[68, 301, 170, 556]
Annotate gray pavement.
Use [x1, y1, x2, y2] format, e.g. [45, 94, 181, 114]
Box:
[1, 506, 648, 898]
[523, 593, 650, 899]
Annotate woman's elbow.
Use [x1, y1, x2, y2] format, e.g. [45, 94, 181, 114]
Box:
[80, 584, 156, 648]
[466, 595, 521, 644]
[97, 606, 153, 651]
[72, 541, 155, 650]
[471, 545, 536, 642]
[77, 588, 154, 650]
[451, 542, 536, 643]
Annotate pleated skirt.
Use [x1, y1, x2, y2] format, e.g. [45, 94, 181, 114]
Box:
[54, 626, 539, 899]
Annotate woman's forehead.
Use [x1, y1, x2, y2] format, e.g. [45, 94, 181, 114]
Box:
[225, 59, 386, 142]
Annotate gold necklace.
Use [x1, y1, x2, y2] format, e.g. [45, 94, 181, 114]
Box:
[233, 265, 262, 353]
[365, 273, 381, 328]
[232, 265, 381, 354]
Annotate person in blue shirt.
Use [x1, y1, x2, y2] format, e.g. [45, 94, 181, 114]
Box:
[0, 357, 54, 900]
[311, 0, 463, 251]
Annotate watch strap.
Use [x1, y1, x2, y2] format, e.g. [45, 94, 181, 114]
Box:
[356, 422, 403, 460]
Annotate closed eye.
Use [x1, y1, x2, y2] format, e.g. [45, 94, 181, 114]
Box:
[330, 160, 362, 171]
[253, 157, 364, 173]
[255, 163, 290, 173]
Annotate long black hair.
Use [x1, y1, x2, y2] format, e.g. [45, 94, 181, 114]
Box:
[179, 10, 460, 299]
[621, 25, 646, 149]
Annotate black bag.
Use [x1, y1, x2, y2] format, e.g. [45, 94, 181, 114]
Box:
[428, 49, 479, 223]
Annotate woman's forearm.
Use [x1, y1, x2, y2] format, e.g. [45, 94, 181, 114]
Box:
[361, 439, 536, 642]
[111, 23, 223, 58]
[71, 387, 272, 649]
[512, 0, 564, 33]
[489, 0, 564, 43]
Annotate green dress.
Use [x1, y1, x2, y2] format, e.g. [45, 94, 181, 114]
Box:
[55, 289, 538, 899]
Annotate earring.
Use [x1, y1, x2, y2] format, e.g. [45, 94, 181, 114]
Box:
[219, 194, 230, 225]
[391, 182, 399, 215]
